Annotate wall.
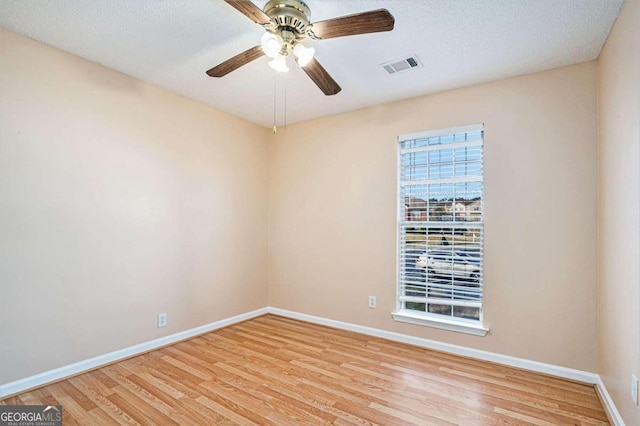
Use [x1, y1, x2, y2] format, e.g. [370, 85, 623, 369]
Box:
[0, 29, 268, 384]
[597, 1, 640, 423]
[268, 62, 599, 371]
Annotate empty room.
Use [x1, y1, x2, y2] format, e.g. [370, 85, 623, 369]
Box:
[0, 0, 638, 424]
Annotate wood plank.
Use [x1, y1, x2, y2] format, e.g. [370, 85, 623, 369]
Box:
[106, 391, 176, 426]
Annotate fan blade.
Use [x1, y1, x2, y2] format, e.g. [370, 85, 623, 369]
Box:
[310, 9, 395, 40]
[206, 46, 264, 77]
[302, 58, 341, 96]
[224, 0, 271, 25]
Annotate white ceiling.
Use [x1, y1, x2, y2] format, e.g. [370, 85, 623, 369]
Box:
[0, 0, 623, 128]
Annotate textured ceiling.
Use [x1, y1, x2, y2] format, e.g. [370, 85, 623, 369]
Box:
[0, 0, 623, 127]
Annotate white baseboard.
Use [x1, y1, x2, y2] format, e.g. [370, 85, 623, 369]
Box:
[0, 307, 268, 399]
[268, 307, 599, 384]
[595, 375, 626, 426]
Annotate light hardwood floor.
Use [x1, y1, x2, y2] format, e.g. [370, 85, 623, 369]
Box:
[1, 315, 610, 425]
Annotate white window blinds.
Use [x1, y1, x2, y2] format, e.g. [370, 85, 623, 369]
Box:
[398, 124, 484, 323]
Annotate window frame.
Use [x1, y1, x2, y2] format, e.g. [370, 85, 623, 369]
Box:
[393, 124, 489, 336]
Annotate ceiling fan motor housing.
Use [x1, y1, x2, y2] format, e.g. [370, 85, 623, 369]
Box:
[263, 0, 311, 36]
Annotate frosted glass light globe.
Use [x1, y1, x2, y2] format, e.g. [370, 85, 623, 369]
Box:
[261, 32, 283, 58]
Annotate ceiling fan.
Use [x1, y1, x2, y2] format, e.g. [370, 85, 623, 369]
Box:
[206, 0, 395, 96]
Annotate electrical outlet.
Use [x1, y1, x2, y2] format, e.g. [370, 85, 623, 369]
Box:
[368, 296, 377, 309]
[632, 374, 639, 405]
[157, 313, 167, 328]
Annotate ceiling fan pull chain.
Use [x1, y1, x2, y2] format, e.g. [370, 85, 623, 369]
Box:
[273, 73, 277, 134]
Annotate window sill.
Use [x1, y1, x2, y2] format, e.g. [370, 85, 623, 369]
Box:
[391, 310, 489, 336]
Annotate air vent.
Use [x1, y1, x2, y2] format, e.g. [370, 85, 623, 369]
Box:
[381, 55, 422, 75]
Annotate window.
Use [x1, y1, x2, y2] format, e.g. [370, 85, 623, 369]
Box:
[393, 124, 487, 336]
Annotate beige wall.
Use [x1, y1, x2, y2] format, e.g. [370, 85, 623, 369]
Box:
[0, 29, 268, 384]
[268, 62, 599, 371]
[597, 1, 640, 423]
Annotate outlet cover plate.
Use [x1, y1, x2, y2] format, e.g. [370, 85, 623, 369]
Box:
[368, 296, 377, 309]
[632, 374, 639, 405]
[158, 313, 167, 328]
